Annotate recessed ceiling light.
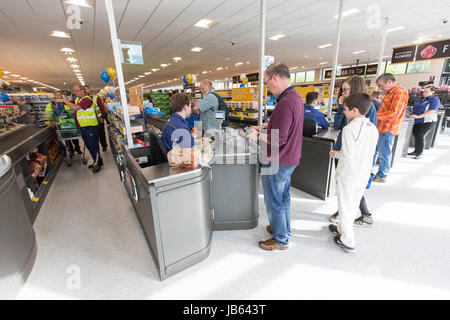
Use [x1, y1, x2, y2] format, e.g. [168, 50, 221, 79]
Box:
[269, 34, 287, 41]
[51, 31, 71, 38]
[139, 75, 145, 78]
[194, 19, 218, 29]
[318, 43, 332, 49]
[20, 77, 27, 80]
[191, 47, 203, 52]
[151, 68, 159, 72]
[60, 47, 74, 53]
[144, 72, 152, 75]
[172, 57, 182, 62]
[202, 71, 208, 74]
[437, 34, 443, 38]
[64, 0, 93, 8]
[160, 64, 168, 68]
[3, 71, 10, 75]
[387, 26, 405, 33]
[333, 8, 361, 19]
[235, 62, 244, 66]
[352, 50, 366, 54]
[217, 67, 223, 71]
[290, 67, 298, 70]
[66, 57, 78, 62]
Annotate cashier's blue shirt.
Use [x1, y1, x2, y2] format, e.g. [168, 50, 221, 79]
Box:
[412, 95, 440, 124]
[304, 105, 329, 129]
[162, 113, 195, 151]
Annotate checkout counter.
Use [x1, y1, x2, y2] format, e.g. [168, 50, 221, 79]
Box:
[0, 123, 61, 298]
[107, 113, 259, 280]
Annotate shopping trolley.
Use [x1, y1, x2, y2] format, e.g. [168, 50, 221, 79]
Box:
[55, 120, 87, 167]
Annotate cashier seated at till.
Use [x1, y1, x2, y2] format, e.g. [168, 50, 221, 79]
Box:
[162, 93, 196, 151]
[303, 92, 329, 129]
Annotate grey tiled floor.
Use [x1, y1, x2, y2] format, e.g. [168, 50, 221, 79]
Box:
[17, 131, 450, 299]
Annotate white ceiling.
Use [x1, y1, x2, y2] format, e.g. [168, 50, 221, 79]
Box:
[0, 0, 449, 91]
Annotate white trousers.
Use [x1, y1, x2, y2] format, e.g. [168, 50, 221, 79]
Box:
[336, 178, 366, 248]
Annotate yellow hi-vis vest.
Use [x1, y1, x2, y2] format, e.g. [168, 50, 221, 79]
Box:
[92, 94, 102, 120]
[75, 95, 98, 127]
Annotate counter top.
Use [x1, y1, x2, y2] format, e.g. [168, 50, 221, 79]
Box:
[313, 128, 340, 142]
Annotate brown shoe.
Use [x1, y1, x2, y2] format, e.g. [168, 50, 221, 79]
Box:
[258, 238, 288, 251]
[373, 176, 387, 183]
[267, 225, 272, 234]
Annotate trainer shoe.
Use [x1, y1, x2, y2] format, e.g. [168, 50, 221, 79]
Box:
[334, 235, 355, 253]
[329, 212, 339, 223]
[354, 215, 373, 226]
[373, 176, 387, 183]
[328, 224, 340, 235]
[102, 147, 108, 152]
[258, 238, 288, 251]
[92, 165, 101, 174]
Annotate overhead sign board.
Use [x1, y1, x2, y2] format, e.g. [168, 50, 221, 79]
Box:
[391, 39, 450, 64]
[120, 40, 144, 65]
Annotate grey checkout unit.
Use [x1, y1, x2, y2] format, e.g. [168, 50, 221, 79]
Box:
[108, 109, 259, 280]
[0, 123, 61, 298]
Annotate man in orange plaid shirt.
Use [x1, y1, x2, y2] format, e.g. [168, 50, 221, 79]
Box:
[373, 73, 409, 183]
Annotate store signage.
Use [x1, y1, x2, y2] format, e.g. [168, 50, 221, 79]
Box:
[295, 86, 330, 100]
[415, 39, 450, 61]
[391, 39, 450, 64]
[232, 87, 266, 101]
[232, 73, 259, 84]
[444, 59, 450, 73]
[391, 45, 417, 64]
[119, 40, 144, 65]
[324, 65, 369, 79]
[366, 64, 379, 75]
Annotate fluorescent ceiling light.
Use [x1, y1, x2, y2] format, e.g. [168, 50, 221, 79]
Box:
[202, 71, 208, 74]
[66, 57, 78, 62]
[194, 19, 218, 29]
[3, 71, 10, 74]
[60, 47, 74, 53]
[319, 62, 328, 65]
[318, 43, 332, 49]
[217, 67, 223, 71]
[438, 34, 443, 38]
[139, 75, 145, 78]
[290, 67, 298, 70]
[333, 8, 361, 19]
[191, 47, 203, 52]
[144, 72, 152, 75]
[11, 74, 20, 77]
[387, 26, 405, 33]
[235, 62, 244, 66]
[64, 0, 93, 8]
[172, 57, 182, 62]
[269, 34, 287, 41]
[352, 50, 366, 54]
[51, 31, 70, 38]
[20, 77, 27, 80]
[151, 68, 158, 72]
[160, 64, 168, 68]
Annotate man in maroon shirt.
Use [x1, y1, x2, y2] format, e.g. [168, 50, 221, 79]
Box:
[247, 63, 304, 251]
[84, 85, 108, 152]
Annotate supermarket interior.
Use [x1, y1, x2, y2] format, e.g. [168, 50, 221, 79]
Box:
[1, 0, 450, 301]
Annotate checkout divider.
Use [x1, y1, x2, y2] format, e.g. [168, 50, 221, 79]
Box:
[107, 111, 259, 280]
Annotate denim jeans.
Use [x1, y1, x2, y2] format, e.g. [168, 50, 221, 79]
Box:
[261, 165, 296, 246]
[374, 132, 395, 179]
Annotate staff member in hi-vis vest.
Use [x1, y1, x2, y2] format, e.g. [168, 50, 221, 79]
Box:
[83, 85, 108, 152]
[56, 84, 103, 173]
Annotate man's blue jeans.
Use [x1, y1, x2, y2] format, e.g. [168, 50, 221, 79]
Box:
[374, 132, 395, 179]
[261, 165, 296, 246]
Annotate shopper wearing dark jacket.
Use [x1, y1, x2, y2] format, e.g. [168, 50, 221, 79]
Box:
[330, 76, 378, 227]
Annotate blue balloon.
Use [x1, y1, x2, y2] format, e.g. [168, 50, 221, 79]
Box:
[100, 71, 110, 83]
[240, 83, 245, 88]
[107, 93, 115, 99]
[182, 75, 189, 85]
[1, 92, 10, 103]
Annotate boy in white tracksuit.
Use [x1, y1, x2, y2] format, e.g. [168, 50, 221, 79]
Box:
[329, 93, 379, 252]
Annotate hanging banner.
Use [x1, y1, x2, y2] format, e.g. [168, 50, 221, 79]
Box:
[415, 39, 450, 61]
[324, 65, 370, 79]
[366, 64, 379, 75]
[232, 73, 259, 83]
[391, 45, 417, 64]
